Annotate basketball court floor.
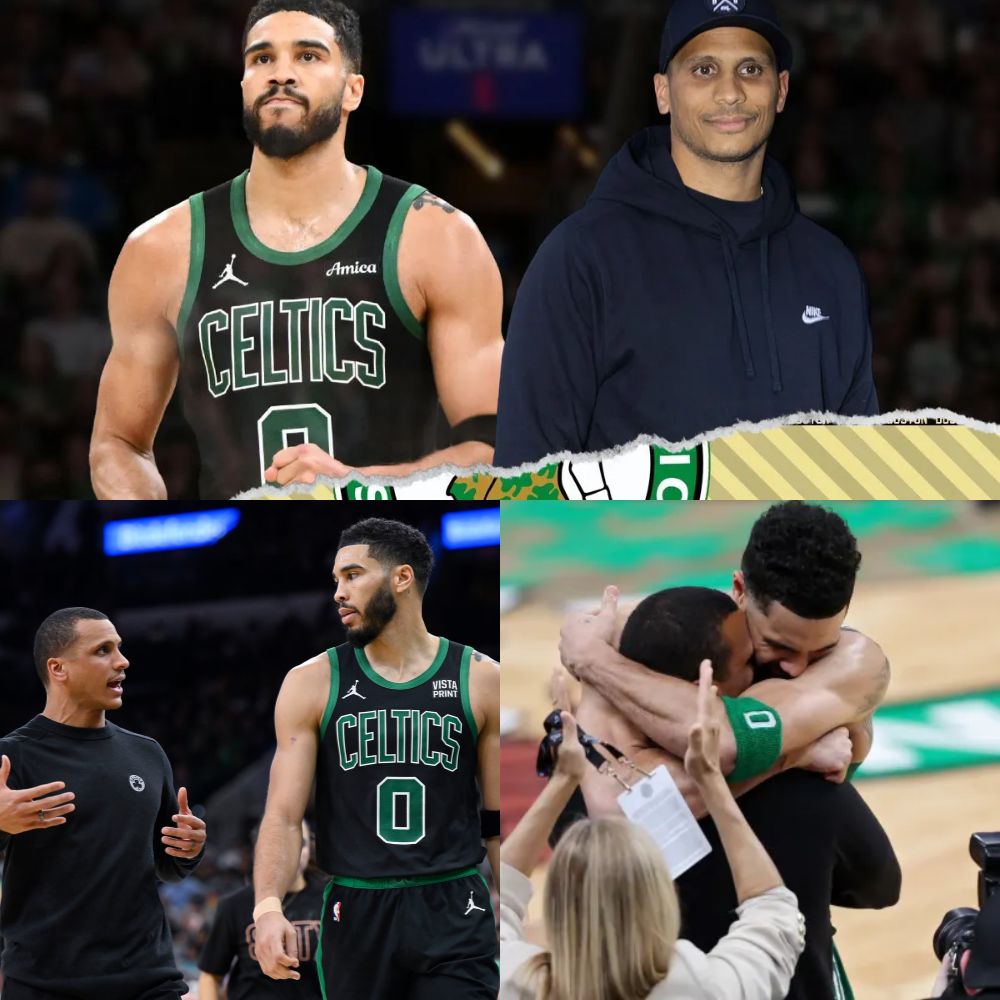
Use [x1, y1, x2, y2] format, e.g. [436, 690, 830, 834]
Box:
[500, 502, 1000, 999]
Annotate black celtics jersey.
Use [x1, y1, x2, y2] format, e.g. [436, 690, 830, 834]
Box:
[315, 638, 483, 879]
[176, 167, 448, 499]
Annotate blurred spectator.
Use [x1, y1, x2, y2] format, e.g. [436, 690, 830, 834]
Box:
[22, 264, 110, 379]
[0, 176, 98, 284]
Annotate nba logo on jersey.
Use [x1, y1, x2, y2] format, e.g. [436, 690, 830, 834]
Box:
[332, 901, 342, 922]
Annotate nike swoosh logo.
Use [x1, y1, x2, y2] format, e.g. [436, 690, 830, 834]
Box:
[802, 312, 831, 325]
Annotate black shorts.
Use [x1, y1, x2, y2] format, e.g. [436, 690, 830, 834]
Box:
[316, 867, 498, 1000]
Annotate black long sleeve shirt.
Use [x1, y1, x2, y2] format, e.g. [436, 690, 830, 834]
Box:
[675, 770, 901, 1000]
[0, 715, 203, 999]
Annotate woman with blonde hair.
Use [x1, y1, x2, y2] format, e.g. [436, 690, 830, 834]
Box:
[500, 663, 805, 1000]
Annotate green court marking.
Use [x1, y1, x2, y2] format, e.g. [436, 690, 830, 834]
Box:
[819, 502, 956, 537]
[500, 502, 969, 590]
[900, 537, 1000, 576]
[859, 688, 1000, 779]
[501, 503, 729, 587]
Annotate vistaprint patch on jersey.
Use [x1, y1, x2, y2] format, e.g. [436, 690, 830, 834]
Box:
[433, 679, 458, 698]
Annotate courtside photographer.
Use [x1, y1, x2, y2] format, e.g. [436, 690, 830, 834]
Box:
[927, 833, 1000, 999]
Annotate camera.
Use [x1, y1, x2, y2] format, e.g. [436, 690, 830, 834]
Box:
[932, 832, 1000, 996]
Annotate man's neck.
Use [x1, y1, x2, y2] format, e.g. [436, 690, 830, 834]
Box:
[361, 613, 437, 682]
[670, 130, 765, 203]
[245, 140, 363, 224]
[42, 699, 106, 729]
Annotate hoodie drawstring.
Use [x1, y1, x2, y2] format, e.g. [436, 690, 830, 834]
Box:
[760, 234, 783, 392]
[718, 229, 755, 378]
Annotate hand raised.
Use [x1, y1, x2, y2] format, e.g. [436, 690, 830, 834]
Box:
[0, 754, 75, 834]
[684, 661, 725, 785]
[549, 672, 588, 783]
[161, 786, 207, 858]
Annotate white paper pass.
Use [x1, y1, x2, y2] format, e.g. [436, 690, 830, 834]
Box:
[617, 765, 712, 878]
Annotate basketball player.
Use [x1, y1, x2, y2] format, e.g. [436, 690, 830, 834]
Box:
[0, 608, 206, 1000]
[560, 501, 889, 783]
[252, 518, 499, 998]
[198, 820, 325, 999]
[495, 0, 877, 466]
[90, 0, 503, 499]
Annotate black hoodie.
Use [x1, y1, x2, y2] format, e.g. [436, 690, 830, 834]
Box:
[496, 127, 878, 466]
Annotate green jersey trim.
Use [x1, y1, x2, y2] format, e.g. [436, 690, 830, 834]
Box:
[459, 645, 479, 744]
[382, 183, 427, 340]
[354, 637, 449, 690]
[317, 880, 333, 1000]
[176, 192, 205, 358]
[319, 648, 341, 742]
[230, 165, 384, 266]
[327, 865, 478, 889]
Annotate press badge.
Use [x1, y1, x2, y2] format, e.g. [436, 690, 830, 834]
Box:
[617, 765, 711, 878]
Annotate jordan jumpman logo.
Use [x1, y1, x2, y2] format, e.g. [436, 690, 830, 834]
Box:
[212, 254, 249, 289]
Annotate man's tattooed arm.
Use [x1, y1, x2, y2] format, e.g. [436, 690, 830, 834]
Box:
[413, 193, 457, 214]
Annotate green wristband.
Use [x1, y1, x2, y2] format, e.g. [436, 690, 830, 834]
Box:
[721, 695, 783, 783]
[846, 761, 861, 782]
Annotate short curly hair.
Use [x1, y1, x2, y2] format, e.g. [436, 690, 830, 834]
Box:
[619, 587, 738, 683]
[338, 518, 434, 594]
[741, 502, 861, 619]
[243, 0, 362, 72]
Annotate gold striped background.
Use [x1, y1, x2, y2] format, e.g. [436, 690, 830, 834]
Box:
[708, 426, 1000, 500]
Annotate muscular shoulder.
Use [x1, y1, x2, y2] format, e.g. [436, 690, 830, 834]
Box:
[839, 629, 889, 709]
[801, 628, 889, 712]
[467, 648, 499, 721]
[403, 191, 482, 249]
[396, 191, 498, 314]
[285, 651, 332, 693]
[277, 652, 332, 730]
[113, 199, 192, 326]
[468, 648, 500, 687]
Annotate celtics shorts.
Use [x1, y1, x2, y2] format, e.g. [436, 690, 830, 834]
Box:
[316, 867, 498, 1000]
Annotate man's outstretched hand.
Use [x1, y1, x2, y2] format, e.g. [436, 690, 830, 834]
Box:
[0, 754, 75, 834]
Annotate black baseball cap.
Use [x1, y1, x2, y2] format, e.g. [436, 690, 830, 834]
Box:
[659, 0, 793, 75]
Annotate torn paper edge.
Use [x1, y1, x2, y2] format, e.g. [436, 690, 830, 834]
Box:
[234, 407, 999, 499]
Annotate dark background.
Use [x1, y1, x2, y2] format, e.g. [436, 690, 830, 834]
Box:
[1, 0, 998, 498]
[0, 500, 499, 986]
